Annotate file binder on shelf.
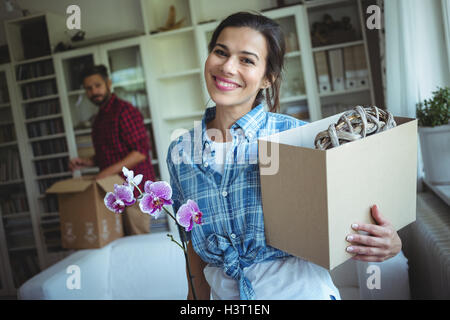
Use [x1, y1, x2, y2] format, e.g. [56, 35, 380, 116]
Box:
[328, 49, 345, 92]
[314, 51, 331, 93]
[353, 45, 369, 88]
[343, 46, 357, 90]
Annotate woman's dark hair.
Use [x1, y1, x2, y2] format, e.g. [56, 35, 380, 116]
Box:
[81, 64, 109, 82]
[208, 12, 286, 113]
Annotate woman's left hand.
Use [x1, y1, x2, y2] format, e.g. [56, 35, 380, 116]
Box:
[345, 204, 402, 262]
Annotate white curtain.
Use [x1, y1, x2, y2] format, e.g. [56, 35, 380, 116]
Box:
[384, 0, 450, 184]
[443, 0, 450, 70]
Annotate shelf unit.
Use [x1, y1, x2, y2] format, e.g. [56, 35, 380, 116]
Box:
[4, 13, 76, 279]
[0, 0, 380, 295]
[12, 54, 73, 272]
[0, 63, 42, 295]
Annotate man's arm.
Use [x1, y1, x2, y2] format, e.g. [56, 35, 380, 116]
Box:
[95, 150, 146, 180]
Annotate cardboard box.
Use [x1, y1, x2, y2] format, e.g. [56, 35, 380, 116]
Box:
[46, 175, 124, 249]
[258, 113, 417, 270]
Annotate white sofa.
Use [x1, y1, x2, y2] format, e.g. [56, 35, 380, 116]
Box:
[18, 231, 410, 300]
[18, 233, 188, 300]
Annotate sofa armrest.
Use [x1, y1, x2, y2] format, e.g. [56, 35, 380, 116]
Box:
[108, 233, 188, 299]
[19, 245, 112, 300]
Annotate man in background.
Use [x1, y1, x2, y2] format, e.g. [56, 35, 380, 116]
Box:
[69, 64, 154, 235]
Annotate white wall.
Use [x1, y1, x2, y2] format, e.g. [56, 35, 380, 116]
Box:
[0, 0, 145, 47]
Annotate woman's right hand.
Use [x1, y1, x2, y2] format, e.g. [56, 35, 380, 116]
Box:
[69, 157, 94, 171]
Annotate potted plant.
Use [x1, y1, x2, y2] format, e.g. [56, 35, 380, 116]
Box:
[416, 86, 450, 184]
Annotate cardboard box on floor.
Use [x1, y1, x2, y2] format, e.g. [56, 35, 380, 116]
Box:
[46, 175, 124, 249]
[258, 113, 417, 270]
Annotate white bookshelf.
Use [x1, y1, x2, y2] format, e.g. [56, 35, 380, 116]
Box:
[0, 63, 41, 295]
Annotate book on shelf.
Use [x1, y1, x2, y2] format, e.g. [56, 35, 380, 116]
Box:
[0, 107, 12, 124]
[35, 156, 69, 176]
[0, 83, 10, 104]
[26, 118, 64, 138]
[41, 195, 58, 213]
[25, 99, 60, 119]
[0, 123, 16, 143]
[21, 79, 57, 100]
[32, 138, 68, 156]
[0, 148, 23, 182]
[0, 193, 29, 214]
[16, 59, 54, 81]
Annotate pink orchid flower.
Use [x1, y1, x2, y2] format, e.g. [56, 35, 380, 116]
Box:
[104, 184, 136, 214]
[122, 166, 143, 190]
[139, 180, 174, 218]
[176, 199, 203, 232]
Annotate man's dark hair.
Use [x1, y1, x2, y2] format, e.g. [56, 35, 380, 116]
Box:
[81, 64, 109, 82]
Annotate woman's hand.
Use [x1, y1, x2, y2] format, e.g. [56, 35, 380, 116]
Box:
[345, 204, 402, 262]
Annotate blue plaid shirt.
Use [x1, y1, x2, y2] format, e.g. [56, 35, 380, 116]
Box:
[166, 104, 307, 300]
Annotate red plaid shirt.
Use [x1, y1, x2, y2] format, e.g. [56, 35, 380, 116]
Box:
[92, 94, 156, 187]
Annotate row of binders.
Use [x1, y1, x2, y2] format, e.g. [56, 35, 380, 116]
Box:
[314, 44, 369, 94]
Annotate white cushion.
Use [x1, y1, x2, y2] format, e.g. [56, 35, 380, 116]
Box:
[109, 233, 188, 299]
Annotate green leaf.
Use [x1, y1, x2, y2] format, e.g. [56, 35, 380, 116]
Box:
[416, 86, 450, 127]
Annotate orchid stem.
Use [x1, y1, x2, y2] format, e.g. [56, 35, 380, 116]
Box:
[131, 182, 144, 197]
[166, 234, 185, 253]
[163, 206, 177, 222]
[167, 233, 198, 300]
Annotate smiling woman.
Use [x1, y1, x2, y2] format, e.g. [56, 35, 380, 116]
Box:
[206, 12, 285, 115]
[166, 11, 338, 301]
[166, 11, 401, 301]
[205, 27, 269, 111]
